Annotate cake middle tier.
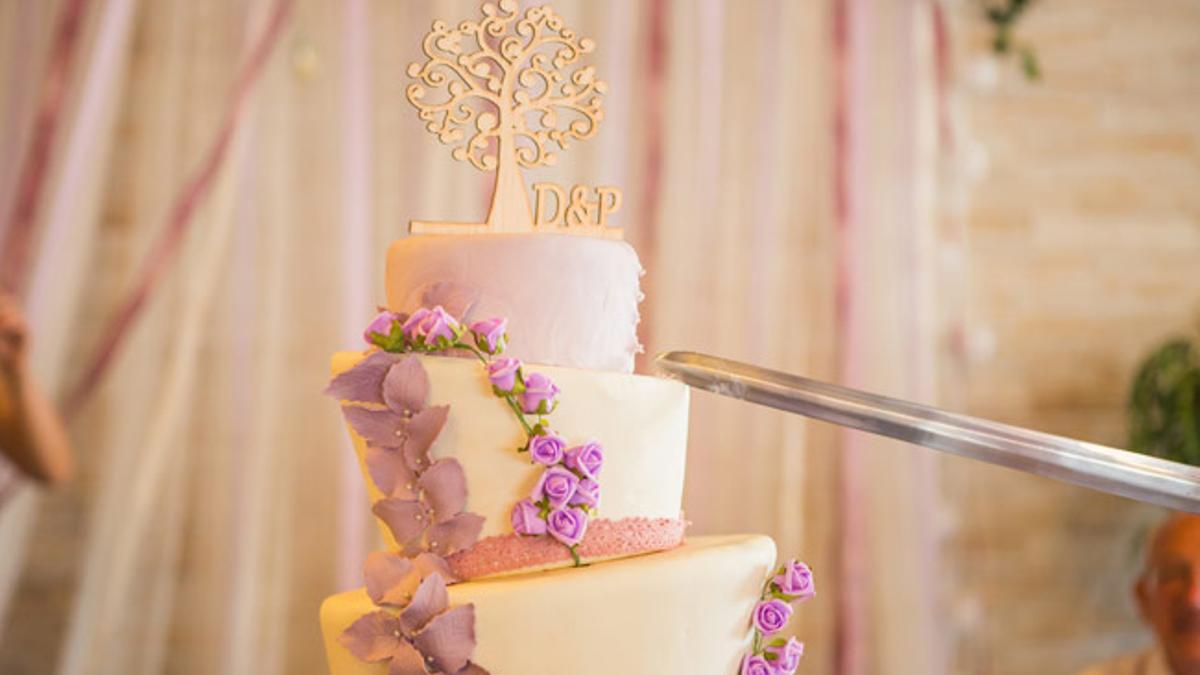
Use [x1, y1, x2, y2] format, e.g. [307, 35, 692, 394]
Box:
[332, 352, 690, 569]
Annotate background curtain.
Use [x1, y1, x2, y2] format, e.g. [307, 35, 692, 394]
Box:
[0, 1, 949, 673]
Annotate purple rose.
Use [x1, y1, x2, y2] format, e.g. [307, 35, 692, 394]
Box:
[741, 654, 777, 675]
[519, 372, 559, 414]
[546, 506, 589, 547]
[362, 310, 400, 345]
[532, 466, 578, 508]
[564, 441, 604, 479]
[402, 305, 459, 344]
[510, 499, 546, 536]
[569, 478, 600, 509]
[469, 317, 508, 354]
[767, 637, 804, 674]
[752, 599, 792, 635]
[773, 560, 815, 601]
[527, 432, 566, 466]
[486, 357, 522, 392]
[401, 307, 430, 338]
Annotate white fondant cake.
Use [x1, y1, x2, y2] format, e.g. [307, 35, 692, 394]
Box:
[321, 535, 777, 675]
[333, 351, 689, 559]
[322, 5, 814, 670]
[386, 234, 643, 373]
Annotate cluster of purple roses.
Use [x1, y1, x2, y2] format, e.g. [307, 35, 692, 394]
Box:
[366, 305, 601, 562]
[741, 560, 815, 675]
[509, 433, 604, 550]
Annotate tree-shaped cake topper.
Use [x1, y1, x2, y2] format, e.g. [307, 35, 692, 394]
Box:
[406, 0, 622, 239]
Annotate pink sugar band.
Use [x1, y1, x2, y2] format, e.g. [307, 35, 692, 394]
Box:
[446, 517, 687, 580]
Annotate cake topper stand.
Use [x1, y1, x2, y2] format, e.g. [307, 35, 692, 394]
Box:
[656, 351, 1200, 513]
[406, 0, 622, 239]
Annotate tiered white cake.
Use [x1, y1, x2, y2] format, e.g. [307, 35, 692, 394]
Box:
[320, 4, 811, 673]
[320, 234, 779, 675]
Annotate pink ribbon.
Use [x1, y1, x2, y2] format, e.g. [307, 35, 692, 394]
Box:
[64, 0, 294, 417]
[631, 0, 669, 374]
[0, 0, 91, 296]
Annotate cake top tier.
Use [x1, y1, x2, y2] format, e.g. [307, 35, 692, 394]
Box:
[386, 233, 643, 373]
[405, 0, 624, 239]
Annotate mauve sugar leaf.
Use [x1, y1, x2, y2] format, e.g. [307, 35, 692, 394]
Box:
[366, 446, 419, 499]
[386, 641, 429, 675]
[372, 498, 430, 546]
[325, 351, 398, 404]
[342, 406, 403, 448]
[419, 281, 480, 321]
[413, 604, 477, 674]
[413, 552, 455, 584]
[426, 512, 485, 556]
[383, 356, 430, 415]
[402, 406, 449, 471]
[401, 572, 450, 634]
[363, 551, 417, 606]
[419, 459, 469, 523]
[339, 611, 406, 662]
[453, 662, 491, 675]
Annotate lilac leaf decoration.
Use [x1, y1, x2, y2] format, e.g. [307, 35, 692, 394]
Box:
[364, 552, 456, 607]
[419, 281, 480, 321]
[419, 459, 469, 523]
[426, 512, 485, 556]
[364, 552, 418, 606]
[385, 643, 428, 675]
[339, 611, 407, 662]
[342, 407, 404, 448]
[412, 551, 455, 584]
[413, 604, 477, 674]
[366, 446, 419, 499]
[400, 573, 450, 634]
[383, 356, 430, 415]
[401, 406, 449, 471]
[454, 664, 491, 675]
[372, 498, 430, 546]
[325, 351, 398, 404]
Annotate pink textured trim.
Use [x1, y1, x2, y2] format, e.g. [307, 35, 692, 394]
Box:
[445, 517, 686, 580]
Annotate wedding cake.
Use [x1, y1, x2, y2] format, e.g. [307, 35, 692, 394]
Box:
[319, 4, 812, 674]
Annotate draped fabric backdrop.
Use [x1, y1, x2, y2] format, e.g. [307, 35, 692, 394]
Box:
[0, 1, 952, 673]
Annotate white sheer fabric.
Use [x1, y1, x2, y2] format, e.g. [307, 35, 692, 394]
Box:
[0, 1, 948, 673]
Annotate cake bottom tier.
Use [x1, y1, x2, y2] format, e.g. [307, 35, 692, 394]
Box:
[320, 534, 776, 675]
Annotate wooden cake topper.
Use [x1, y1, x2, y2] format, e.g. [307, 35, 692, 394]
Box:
[406, 0, 623, 239]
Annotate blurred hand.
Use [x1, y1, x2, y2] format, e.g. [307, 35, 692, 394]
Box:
[0, 291, 28, 375]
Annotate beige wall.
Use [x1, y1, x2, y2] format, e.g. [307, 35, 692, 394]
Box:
[944, 0, 1200, 672]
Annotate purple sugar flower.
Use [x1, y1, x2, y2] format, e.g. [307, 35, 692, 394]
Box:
[773, 560, 815, 601]
[741, 654, 777, 675]
[564, 441, 604, 479]
[528, 432, 566, 466]
[546, 506, 589, 547]
[401, 307, 431, 338]
[403, 305, 459, 345]
[767, 637, 804, 674]
[510, 499, 547, 536]
[752, 598, 793, 636]
[569, 478, 600, 509]
[363, 310, 400, 346]
[469, 317, 508, 354]
[519, 372, 559, 414]
[532, 466, 578, 508]
[486, 357, 522, 393]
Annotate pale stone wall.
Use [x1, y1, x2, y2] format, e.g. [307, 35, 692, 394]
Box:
[944, 1, 1200, 673]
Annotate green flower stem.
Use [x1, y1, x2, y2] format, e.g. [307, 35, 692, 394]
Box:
[569, 545, 582, 567]
[453, 339, 537, 439]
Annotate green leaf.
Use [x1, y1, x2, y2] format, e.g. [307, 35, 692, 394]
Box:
[1020, 47, 1040, 80]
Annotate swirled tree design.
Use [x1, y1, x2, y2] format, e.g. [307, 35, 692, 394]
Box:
[406, 0, 606, 229]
